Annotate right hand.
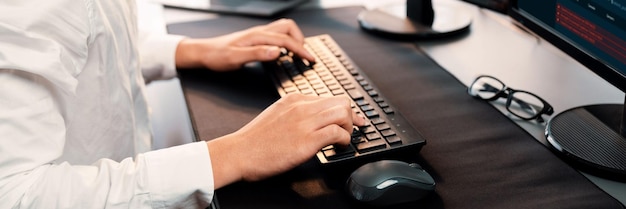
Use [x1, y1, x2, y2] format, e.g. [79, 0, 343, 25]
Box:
[206, 94, 366, 188]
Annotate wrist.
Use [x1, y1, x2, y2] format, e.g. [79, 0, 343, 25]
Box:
[206, 134, 245, 189]
[175, 38, 203, 69]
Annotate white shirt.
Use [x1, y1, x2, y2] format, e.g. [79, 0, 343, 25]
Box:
[0, 0, 214, 208]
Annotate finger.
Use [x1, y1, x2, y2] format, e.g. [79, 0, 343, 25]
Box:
[311, 96, 366, 128]
[296, 96, 355, 133]
[227, 45, 283, 65]
[318, 105, 356, 133]
[282, 93, 322, 103]
[264, 19, 305, 44]
[352, 111, 367, 127]
[312, 124, 352, 147]
[303, 95, 353, 113]
[240, 30, 315, 61]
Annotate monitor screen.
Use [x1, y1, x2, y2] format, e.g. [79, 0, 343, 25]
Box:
[510, 0, 626, 180]
[511, 0, 626, 92]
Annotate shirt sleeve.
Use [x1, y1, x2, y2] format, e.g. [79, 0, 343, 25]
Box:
[0, 70, 214, 209]
[138, 32, 186, 83]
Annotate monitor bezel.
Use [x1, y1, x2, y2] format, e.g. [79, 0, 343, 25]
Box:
[508, 0, 626, 93]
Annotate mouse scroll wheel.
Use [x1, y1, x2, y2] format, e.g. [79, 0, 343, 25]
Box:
[376, 179, 399, 189]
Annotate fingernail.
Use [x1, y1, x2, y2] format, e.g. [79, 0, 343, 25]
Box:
[359, 115, 367, 124]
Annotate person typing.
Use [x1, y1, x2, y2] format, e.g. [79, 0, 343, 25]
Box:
[0, 0, 364, 208]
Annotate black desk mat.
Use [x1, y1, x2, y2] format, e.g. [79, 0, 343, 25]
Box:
[167, 6, 624, 209]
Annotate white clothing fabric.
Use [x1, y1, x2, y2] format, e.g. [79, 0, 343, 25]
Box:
[0, 0, 214, 208]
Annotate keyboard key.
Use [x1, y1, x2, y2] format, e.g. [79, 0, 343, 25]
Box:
[330, 66, 342, 73]
[376, 123, 391, 131]
[371, 118, 385, 125]
[331, 89, 345, 95]
[366, 132, 382, 140]
[356, 100, 369, 106]
[312, 83, 325, 90]
[347, 89, 364, 100]
[385, 135, 403, 145]
[324, 145, 356, 160]
[361, 126, 377, 134]
[303, 70, 317, 77]
[360, 105, 374, 112]
[315, 89, 328, 95]
[297, 84, 310, 90]
[365, 110, 379, 118]
[327, 83, 341, 90]
[284, 87, 298, 94]
[355, 140, 387, 153]
[301, 89, 315, 95]
[317, 70, 330, 77]
[323, 75, 337, 82]
[368, 90, 378, 97]
[381, 129, 396, 137]
[342, 83, 356, 90]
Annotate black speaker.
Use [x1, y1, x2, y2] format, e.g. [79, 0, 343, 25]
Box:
[546, 104, 626, 182]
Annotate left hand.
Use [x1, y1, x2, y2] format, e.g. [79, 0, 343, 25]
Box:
[174, 18, 315, 71]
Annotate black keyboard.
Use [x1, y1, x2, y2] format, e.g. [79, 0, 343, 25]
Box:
[263, 34, 426, 166]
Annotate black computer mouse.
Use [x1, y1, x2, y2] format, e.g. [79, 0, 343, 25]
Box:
[345, 160, 436, 207]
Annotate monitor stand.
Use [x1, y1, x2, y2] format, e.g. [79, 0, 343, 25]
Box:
[546, 98, 626, 182]
[358, 0, 472, 40]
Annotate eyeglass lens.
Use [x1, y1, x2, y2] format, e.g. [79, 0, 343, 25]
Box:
[507, 91, 544, 120]
[468, 76, 503, 100]
[469, 76, 547, 120]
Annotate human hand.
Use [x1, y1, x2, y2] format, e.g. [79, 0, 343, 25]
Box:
[206, 94, 366, 189]
[175, 18, 315, 71]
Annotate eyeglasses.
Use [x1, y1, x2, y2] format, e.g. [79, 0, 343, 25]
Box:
[468, 75, 554, 123]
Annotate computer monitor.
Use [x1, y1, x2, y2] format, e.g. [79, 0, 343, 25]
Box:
[509, 0, 626, 181]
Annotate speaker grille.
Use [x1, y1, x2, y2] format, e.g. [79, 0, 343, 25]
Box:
[548, 107, 626, 174]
